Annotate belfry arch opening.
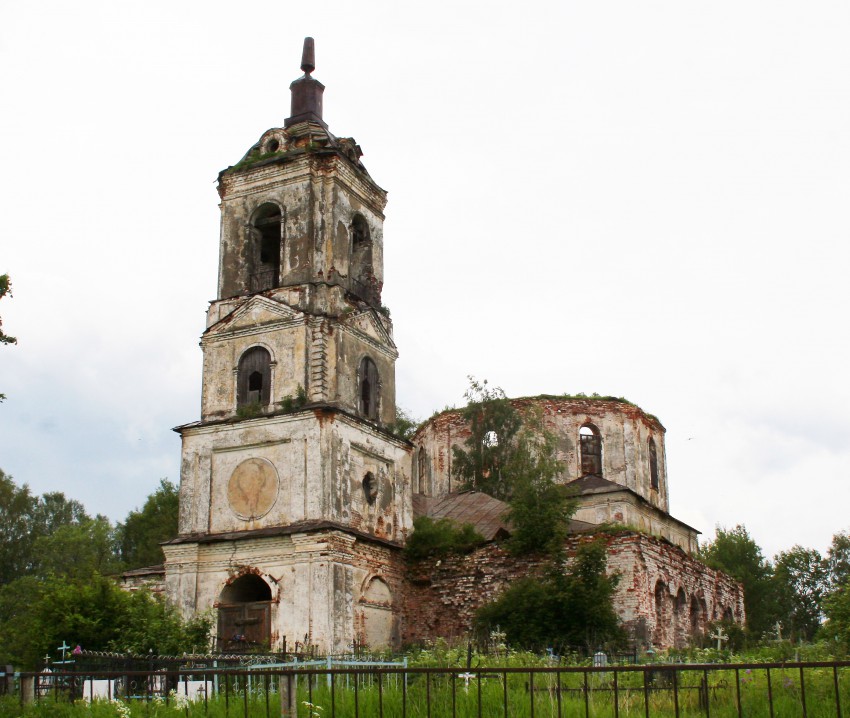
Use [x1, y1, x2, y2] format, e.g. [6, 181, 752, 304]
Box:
[350, 214, 373, 295]
[358, 356, 379, 421]
[649, 437, 659, 490]
[579, 424, 602, 477]
[251, 204, 282, 292]
[237, 347, 272, 408]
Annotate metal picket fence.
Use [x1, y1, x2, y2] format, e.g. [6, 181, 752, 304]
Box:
[7, 660, 850, 717]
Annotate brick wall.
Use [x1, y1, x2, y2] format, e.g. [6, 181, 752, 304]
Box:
[401, 531, 744, 649]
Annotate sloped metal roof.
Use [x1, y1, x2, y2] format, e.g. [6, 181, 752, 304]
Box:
[412, 491, 512, 541]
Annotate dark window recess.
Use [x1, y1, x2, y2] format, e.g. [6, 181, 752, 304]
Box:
[649, 437, 659, 490]
[363, 472, 378, 505]
[350, 214, 376, 302]
[417, 448, 427, 494]
[579, 424, 602, 477]
[358, 356, 379, 420]
[237, 347, 271, 407]
[250, 204, 282, 293]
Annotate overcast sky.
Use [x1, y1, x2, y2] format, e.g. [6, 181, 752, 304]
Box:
[1, 0, 848, 560]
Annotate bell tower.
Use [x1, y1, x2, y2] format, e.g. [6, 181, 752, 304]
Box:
[164, 39, 412, 654]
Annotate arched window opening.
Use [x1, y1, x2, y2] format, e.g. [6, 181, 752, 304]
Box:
[251, 204, 282, 292]
[238, 347, 271, 408]
[579, 424, 602, 477]
[358, 356, 379, 421]
[417, 448, 427, 494]
[673, 588, 688, 649]
[350, 214, 374, 298]
[690, 596, 707, 636]
[654, 581, 668, 647]
[649, 437, 659, 491]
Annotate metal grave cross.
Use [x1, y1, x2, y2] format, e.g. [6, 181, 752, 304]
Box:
[458, 672, 475, 693]
[56, 641, 75, 665]
[709, 626, 729, 651]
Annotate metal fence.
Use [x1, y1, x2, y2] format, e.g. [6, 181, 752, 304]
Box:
[6, 660, 850, 717]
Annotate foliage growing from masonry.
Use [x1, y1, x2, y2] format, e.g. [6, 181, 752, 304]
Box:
[501, 409, 577, 557]
[475, 539, 622, 651]
[404, 516, 484, 561]
[450, 379, 576, 557]
[278, 384, 308, 412]
[389, 406, 420, 440]
[452, 378, 524, 500]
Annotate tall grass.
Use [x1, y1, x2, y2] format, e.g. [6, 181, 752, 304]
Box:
[1, 662, 847, 717]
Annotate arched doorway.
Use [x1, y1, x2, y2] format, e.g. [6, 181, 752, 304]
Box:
[361, 577, 393, 649]
[217, 574, 273, 652]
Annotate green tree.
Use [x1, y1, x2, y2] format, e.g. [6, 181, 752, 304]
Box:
[826, 530, 850, 592]
[0, 469, 37, 584]
[475, 539, 621, 651]
[701, 525, 779, 637]
[116, 479, 179, 568]
[773, 545, 828, 641]
[0, 274, 14, 347]
[502, 411, 576, 556]
[452, 378, 523, 500]
[822, 577, 850, 652]
[0, 471, 105, 585]
[0, 274, 16, 403]
[33, 516, 120, 579]
[0, 574, 211, 668]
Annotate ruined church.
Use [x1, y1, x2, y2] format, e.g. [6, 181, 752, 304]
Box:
[160, 39, 744, 654]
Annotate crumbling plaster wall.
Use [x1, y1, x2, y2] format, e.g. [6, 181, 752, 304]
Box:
[574, 494, 698, 554]
[163, 530, 406, 654]
[414, 398, 669, 511]
[177, 411, 412, 543]
[199, 295, 397, 426]
[402, 532, 743, 650]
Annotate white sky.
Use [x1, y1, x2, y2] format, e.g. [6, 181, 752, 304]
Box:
[1, 0, 848, 560]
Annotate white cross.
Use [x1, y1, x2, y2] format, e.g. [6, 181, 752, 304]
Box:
[709, 627, 728, 651]
[57, 641, 70, 663]
[458, 673, 475, 693]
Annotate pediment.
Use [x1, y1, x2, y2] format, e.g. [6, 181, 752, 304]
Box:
[346, 310, 396, 351]
[206, 296, 300, 337]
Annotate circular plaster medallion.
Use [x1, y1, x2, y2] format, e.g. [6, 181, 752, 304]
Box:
[227, 458, 279, 520]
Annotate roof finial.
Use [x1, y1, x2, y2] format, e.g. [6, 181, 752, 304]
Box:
[285, 37, 326, 129]
[301, 37, 315, 75]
